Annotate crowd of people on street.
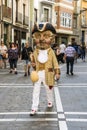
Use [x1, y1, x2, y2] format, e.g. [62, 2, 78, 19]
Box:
[52, 41, 87, 75]
[0, 39, 87, 76]
[0, 41, 33, 76]
[0, 22, 87, 117]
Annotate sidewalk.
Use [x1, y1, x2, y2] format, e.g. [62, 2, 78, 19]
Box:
[0, 57, 87, 130]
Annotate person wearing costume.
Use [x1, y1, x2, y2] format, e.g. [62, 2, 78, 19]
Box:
[30, 22, 60, 116]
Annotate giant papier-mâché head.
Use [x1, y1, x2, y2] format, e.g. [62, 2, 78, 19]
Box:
[32, 22, 56, 49]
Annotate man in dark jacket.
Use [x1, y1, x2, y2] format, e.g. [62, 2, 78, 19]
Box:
[21, 42, 33, 76]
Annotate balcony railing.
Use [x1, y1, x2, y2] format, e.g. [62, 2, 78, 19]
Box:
[15, 12, 22, 24]
[23, 15, 29, 26]
[2, 5, 12, 19]
[81, 20, 87, 28]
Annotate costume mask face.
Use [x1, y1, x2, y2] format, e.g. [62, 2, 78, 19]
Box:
[32, 23, 56, 49]
[33, 31, 54, 49]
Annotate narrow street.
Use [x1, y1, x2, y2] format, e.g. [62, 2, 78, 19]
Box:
[0, 57, 87, 130]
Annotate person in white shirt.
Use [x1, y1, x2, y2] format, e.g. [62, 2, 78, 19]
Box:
[59, 42, 66, 63]
[0, 44, 3, 68]
[0, 42, 7, 68]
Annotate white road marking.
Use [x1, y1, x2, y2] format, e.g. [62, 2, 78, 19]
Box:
[0, 118, 87, 122]
[0, 112, 57, 115]
[0, 84, 33, 87]
[0, 83, 87, 126]
[56, 84, 87, 87]
[0, 118, 58, 122]
[0, 111, 87, 122]
[0, 111, 87, 115]
[66, 118, 87, 122]
[65, 112, 87, 115]
[54, 87, 68, 130]
[0, 83, 87, 88]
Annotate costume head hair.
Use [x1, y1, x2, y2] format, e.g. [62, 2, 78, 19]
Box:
[32, 22, 56, 49]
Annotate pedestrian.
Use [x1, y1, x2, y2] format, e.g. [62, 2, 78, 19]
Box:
[81, 43, 86, 62]
[14, 43, 19, 69]
[21, 42, 33, 76]
[77, 45, 82, 58]
[7, 42, 18, 74]
[54, 45, 62, 64]
[0, 42, 8, 68]
[59, 42, 66, 63]
[0, 43, 3, 69]
[51, 44, 60, 63]
[72, 41, 78, 63]
[64, 42, 76, 75]
[30, 22, 60, 116]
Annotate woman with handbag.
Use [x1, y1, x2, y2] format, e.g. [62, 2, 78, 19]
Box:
[21, 42, 33, 76]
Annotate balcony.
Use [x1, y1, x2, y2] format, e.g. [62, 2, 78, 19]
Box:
[23, 15, 29, 26]
[81, 20, 87, 28]
[15, 12, 22, 24]
[2, 5, 12, 19]
[40, 0, 55, 5]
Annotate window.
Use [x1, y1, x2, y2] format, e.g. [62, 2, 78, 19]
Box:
[60, 12, 72, 28]
[4, 0, 11, 7]
[23, 4, 25, 23]
[73, 16, 77, 28]
[16, 0, 18, 21]
[34, 8, 37, 22]
[44, 8, 49, 22]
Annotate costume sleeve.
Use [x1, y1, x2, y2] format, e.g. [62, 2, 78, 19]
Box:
[52, 50, 61, 75]
[30, 50, 37, 70]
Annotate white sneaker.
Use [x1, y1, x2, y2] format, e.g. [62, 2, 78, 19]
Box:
[30, 110, 37, 116]
[48, 102, 53, 108]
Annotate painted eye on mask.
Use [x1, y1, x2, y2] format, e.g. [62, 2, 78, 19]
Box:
[33, 33, 41, 39]
[33, 31, 54, 40]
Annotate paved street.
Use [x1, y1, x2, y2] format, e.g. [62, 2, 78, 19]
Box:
[0, 57, 87, 130]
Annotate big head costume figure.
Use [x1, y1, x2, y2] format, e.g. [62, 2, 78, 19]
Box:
[30, 22, 60, 116]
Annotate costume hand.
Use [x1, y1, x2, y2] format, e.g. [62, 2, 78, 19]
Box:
[55, 74, 60, 80]
[31, 62, 36, 67]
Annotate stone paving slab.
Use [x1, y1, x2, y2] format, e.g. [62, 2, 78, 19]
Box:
[0, 87, 56, 112]
[0, 121, 59, 130]
[0, 86, 59, 130]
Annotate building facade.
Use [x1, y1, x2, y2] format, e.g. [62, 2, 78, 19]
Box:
[34, 0, 55, 23]
[55, 0, 74, 45]
[80, 0, 87, 46]
[0, 0, 87, 49]
[73, 0, 87, 45]
[0, 0, 31, 53]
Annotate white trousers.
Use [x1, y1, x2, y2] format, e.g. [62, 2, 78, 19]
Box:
[31, 70, 54, 111]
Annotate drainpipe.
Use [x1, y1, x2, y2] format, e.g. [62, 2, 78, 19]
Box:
[11, 0, 14, 42]
[1, 0, 3, 42]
